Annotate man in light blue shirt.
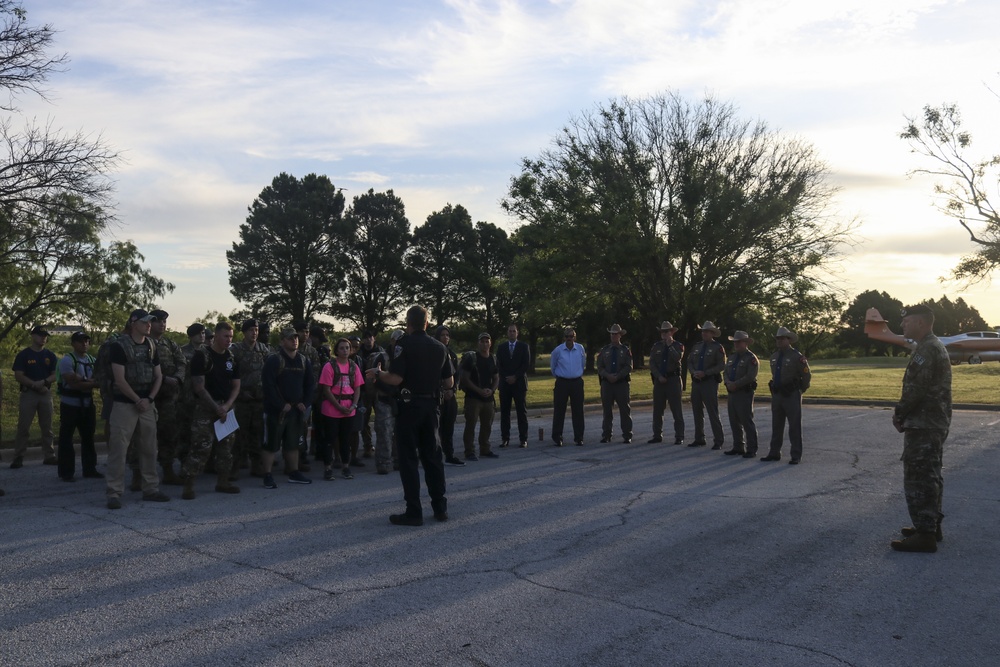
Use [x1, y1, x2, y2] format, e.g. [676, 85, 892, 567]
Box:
[550, 327, 586, 446]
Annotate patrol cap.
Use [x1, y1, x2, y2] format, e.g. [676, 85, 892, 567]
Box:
[129, 309, 154, 323]
[901, 304, 933, 318]
[187, 323, 206, 337]
[242, 318, 259, 331]
[390, 329, 404, 342]
[310, 325, 328, 343]
[70, 331, 91, 342]
[280, 327, 298, 340]
[149, 309, 169, 321]
[30, 325, 50, 336]
[478, 332, 491, 340]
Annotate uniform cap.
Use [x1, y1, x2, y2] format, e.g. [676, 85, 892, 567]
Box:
[478, 332, 491, 340]
[30, 325, 50, 336]
[186, 322, 206, 337]
[280, 327, 298, 340]
[149, 309, 169, 321]
[70, 331, 91, 342]
[901, 304, 933, 318]
[241, 318, 259, 331]
[129, 309, 154, 323]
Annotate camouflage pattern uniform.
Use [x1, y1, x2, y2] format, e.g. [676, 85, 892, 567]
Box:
[649, 339, 685, 443]
[153, 335, 187, 475]
[177, 342, 203, 460]
[687, 339, 726, 447]
[895, 333, 951, 534]
[724, 349, 759, 455]
[765, 347, 811, 461]
[182, 347, 239, 484]
[230, 339, 270, 475]
[596, 341, 633, 442]
[298, 340, 323, 462]
[369, 345, 398, 472]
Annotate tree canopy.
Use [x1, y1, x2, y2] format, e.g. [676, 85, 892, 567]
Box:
[227, 172, 347, 325]
[502, 92, 855, 350]
[901, 103, 1000, 281]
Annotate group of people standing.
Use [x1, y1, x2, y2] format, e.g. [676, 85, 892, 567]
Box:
[548, 320, 811, 464]
[1, 304, 952, 553]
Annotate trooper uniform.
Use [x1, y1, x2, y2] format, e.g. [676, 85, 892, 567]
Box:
[230, 322, 271, 477]
[648, 322, 685, 444]
[596, 324, 633, 443]
[687, 321, 727, 449]
[763, 327, 811, 463]
[382, 326, 454, 522]
[150, 311, 187, 483]
[723, 332, 759, 457]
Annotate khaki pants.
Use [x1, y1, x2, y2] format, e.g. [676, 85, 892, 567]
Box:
[463, 397, 496, 456]
[107, 401, 160, 499]
[14, 389, 54, 458]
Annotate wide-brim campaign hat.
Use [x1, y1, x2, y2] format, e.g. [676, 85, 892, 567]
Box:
[698, 321, 721, 337]
[657, 321, 678, 333]
[774, 326, 798, 343]
[728, 330, 752, 342]
[607, 323, 626, 334]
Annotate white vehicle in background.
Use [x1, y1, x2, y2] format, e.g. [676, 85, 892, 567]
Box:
[863, 308, 1000, 365]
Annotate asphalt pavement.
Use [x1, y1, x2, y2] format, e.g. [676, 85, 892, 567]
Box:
[1, 402, 998, 667]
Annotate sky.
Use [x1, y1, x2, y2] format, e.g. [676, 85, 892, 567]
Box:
[16, 0, 1000, 329]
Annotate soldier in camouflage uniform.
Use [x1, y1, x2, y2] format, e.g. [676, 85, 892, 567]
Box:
[648, 321, 685, 444]
[761, 327, 811, 464]
[178, 323, 207, 463]
[723, 331, 759, 458]
[597, 324, 633, 444]
[687, 321, 727, 449]
[295, 321, 322, 471]
[149, 310, 187, 484]
[230, 319, 270, 478]
[890, 304, 951, 553]
[370, 330, 403, 474]
[181, 322, 241, 500]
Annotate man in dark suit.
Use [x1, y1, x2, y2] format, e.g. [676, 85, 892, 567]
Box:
[496, 324, 530, 448]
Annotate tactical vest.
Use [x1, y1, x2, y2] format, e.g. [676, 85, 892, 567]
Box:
[58, 353, 95, 399]
[116, 336, 157, 395]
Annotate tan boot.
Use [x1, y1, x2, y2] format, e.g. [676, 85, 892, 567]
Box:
[181, 476, 196, 500]
[215, 472, 240, 494]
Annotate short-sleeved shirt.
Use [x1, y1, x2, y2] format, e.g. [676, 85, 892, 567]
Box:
[109, 340, 161, 401]
[190, 347, 241, 402]
[318, 359, 364, 418]
[13, 347, 58, 383]
[388, 329, 454, 396]
[460, 352, 497, 398]
[57, 352, 95, 406]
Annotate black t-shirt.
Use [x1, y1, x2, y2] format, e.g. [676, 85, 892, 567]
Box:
[388, 330, 453, 395]
[109, 338, 161, 400]
[461, 352, 497, 397]
[190, 347, 241, 402]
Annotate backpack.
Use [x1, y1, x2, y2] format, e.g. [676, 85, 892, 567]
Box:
[57, 352, 95, 397]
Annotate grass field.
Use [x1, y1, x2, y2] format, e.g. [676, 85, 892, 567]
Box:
[1, 358, 997, 448]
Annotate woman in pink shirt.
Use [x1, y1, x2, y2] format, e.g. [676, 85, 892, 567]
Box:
[319, 338, 364, 480]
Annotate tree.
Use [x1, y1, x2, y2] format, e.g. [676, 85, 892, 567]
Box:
[901, 104, 1000, 280]
[921, 295, 990, 336]
[333, 188, 411, 332]
[502, 93, 854, 352]
[837, 290, 905, 356]
[227, 172, 347, 325]
[0, 4, 167, 345]
[407, 204, 479, 326]
[0, 195, 172, 347]
[468, 220, 516, 334]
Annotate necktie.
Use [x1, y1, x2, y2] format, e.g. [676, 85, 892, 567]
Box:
[611, 346, 618, 373]
[775, 350, 784, 384]
[730, 353, 739, 381]
[698, 344, 706, 371]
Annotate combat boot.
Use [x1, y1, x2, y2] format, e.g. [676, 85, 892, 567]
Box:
[161, 464, 183, 486]
[891, 532, 937, 553]
[215, 472, 240, 494]
[901, 525, 943, 542]
[181, 476, 196, 500]
[129, 468, 142, 492]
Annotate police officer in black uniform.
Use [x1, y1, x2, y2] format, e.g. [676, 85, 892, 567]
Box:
[366, 306, 454, 526]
